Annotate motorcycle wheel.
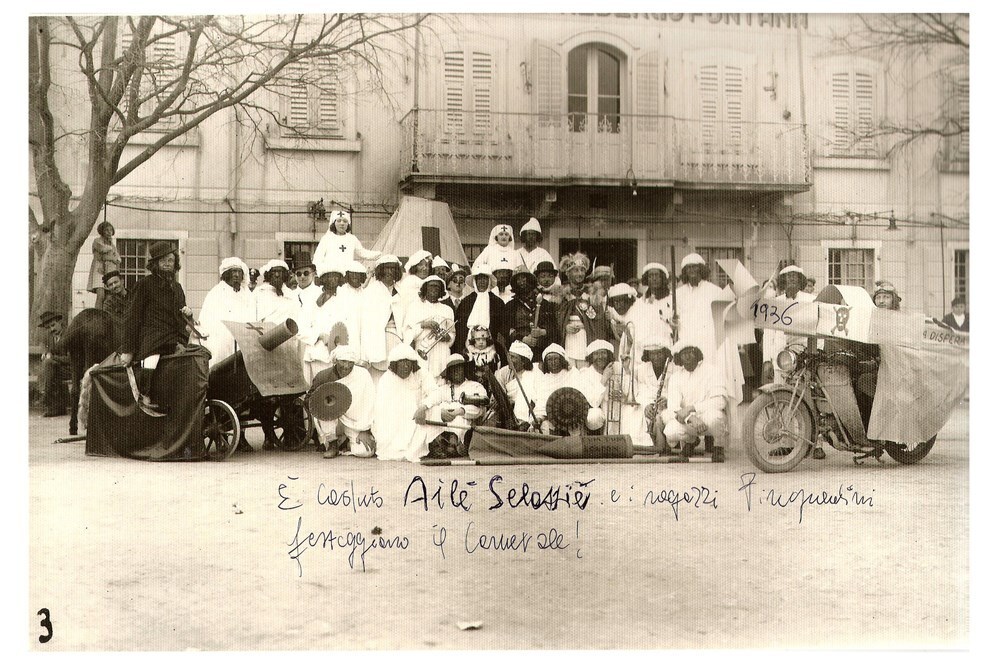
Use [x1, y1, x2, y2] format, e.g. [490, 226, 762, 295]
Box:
[743, 390, 815, 473]
[883, 435, 936, 464]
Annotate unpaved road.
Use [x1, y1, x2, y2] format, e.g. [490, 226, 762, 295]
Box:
[28, 404, 968, 650]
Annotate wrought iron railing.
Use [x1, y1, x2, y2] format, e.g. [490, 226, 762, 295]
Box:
[401, 109, 811, 186]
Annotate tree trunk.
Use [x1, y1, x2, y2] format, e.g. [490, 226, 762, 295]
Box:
[29, 231, 88, 343]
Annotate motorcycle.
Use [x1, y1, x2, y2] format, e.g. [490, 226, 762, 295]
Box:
[743, 338, 936, 473]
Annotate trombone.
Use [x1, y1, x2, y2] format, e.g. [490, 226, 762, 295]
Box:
[604, 321, 638, 435]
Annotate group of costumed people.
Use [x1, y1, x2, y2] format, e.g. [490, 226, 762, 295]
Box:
[121, 211, 743, 462]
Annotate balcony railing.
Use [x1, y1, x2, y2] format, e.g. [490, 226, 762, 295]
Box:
[401, 109, 811, 188]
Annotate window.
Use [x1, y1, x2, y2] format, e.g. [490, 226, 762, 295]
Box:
[696, 247, 744, 289]
[567, 44, 622, 133]
[954, 249, 969, 302]
[828, 69, 877, 156]
[443, 49, 495, 136]
[943, 76, 969, 168]
[117, 238, 176, 294]
[463, 244, 487, 265]
[281, 57, 342, 137]
[696, 63, 747, 154]
[827, 248, 875, 292]
[284, 241, 319, 269]
[117, 23, 184, 131]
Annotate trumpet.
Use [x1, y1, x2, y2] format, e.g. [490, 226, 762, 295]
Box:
[413, 318, 455, 360]
[604, 321, 638, 435]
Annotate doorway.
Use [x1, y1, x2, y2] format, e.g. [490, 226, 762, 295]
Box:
[558, 237, 638, 281]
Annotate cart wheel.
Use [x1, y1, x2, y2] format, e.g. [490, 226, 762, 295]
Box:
[272, 397, 315, 452]
[204, 399, 241, 461]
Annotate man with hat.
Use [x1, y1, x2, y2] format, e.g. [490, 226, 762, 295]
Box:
[360, 254, 405, 385]
[571, 339, 616, 433]
[424, 353, 488, 458]
[517, 217, 555, 271]
[607, 282, 638, 345]
[398, 249, 433, 316]
[36, 311, 72, 417]
[661, 340, 728, 462]
[255, 259, 300, 325]
[589, 265, 615, 305]
[453, 263, 508, 358]
[373, 343, 437, 462]
[533, 260, 563, 304]
[311, 345, 376, 459]
[118, 240, 191, 414]
[533, 343, 575, 433]
[100, 270, 129, 327]
[198, 257, 255, 368]
[292, 251, 322, 308]
[338, 260, 369, 361]
[872, 280, 902, 311]
[762, 264, 815, 384]
[675, 254, 724, 361]
[442, 263, 468, 314]
[630, 263, 674, 354]
[491, 264, 515, 304]
[402, 275, 454, 377]
[299, 258, 347, 385]
[942, 295, 968, 331]
[504, 265, 559, 362]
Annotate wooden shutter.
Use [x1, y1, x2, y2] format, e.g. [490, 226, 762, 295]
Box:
[830, 69, 876, 155]
[951, 76, 969, 162]
[635, 51, 660, 131]
[830, 71, 852, 153]
[444, 50, 465, 134]
[723, 64, 744, 151]
[285, 61, 310, 128]
[698, 64, 720, 152]
[471, 51, 493, 135]
[854, 71, 875, 154]
[317, 56, 340, 133]
[533, 40, 562, 127]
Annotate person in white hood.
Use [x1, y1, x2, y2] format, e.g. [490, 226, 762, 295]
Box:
[517, 217, 555, 271]
[472, 224, 519, 273]
[661, 340, 728, 462]
[313, 345, 376, 459]
[313, 209, 380, 270]
[198, 257, 255, 367]
[373, 343, 438, 462]
[359, 254, 405, 385]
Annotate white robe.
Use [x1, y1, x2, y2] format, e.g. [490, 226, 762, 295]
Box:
[402, 300, 454, 378]
[662, 362, 728, 441]
[625, 360, 672, 447]
[297, 282, 323, 309]
[762, 290, 816, 370]
[572, 366, 608, 410]
[518, 246, 555, 272]
[425, 379, 487, 441]
[254, 283, 301, 326]
[335, 285, 366, 360]
[313, 231, 380, 271]
[473, 243, 519, 272]
[360, 280, 405, 369]
[497, 366, 540, 425]
[675, 282, 724, 363]
[314, 365, 375, 444]
[533, 368, 575, 420]
[629, 294, 674, 354]
[198, 281, 256, 367]
[299, 293, 346, 383]
[373, 369, 437, 462]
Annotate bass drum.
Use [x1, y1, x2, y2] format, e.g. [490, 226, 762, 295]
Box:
[883, 435, 936, 464]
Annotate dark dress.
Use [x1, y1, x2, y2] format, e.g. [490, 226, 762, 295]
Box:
[121, 273, 189, 359]
[503, 293, 560, 362]
[452, 291, 509, 353]
[556, 287, 613, 351]
[941, 313, 969, 332]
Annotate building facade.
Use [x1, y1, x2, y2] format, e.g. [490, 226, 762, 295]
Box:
[34, 13, 968, 318]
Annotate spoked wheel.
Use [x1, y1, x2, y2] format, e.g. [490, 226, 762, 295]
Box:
[270, 397, 315, 452]
[883, 435, 937, 464]
[743, 390, 815, 473]
[203, 399, 241, 461]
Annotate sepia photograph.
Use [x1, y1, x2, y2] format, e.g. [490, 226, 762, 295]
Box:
[23, 6, 978, 654]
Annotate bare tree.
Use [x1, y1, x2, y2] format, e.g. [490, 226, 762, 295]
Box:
[828, 13, 969, 156]
[28, 14, 427, 330]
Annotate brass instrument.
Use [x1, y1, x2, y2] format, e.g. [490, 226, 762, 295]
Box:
[413, 318, 455, 360]
[604, 321, 638, 435]
[646, 358, 669, 450]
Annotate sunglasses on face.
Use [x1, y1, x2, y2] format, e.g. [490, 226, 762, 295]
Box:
[295, 270, 313, 277]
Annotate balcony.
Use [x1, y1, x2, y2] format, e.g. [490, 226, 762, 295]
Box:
[400, 109, 811, 191]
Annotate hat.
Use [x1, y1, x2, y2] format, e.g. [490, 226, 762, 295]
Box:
[520, 217, 542, 236]
[440, 353, 467, 376]
[261, 259, 289, 274]
[778, 264, 805, 276]
[680, 253, 706, 270]
[510, 265, 538, 289]
[332, 345, 359, 363]
[102, 270, 122, 285]
[404, 250, 433, 272]
[952, 295, 966, 306]
[591, 265, 614, 279]
[492, 264, 514, 275]
[541, 343, 568, 362]
[344, 260, 367, 275]
[585, 340, 614, 358]
[218, 257, 244, 276]
[431, 256, 450, 270]
[315, 258, 344, 277]
[641, 262, 670, 279]
[292, 251, 315, 271]
[466, 264, 494, 289]
[508, 340, 534, 360]
[607, 283, 636, 298]
[329, 209, 351, 225]
[450, 263, 469, 278]
[388, 343, 420, 364]
[534, 260, 558, 276]
[148, 240, 177, 262]
[38, 311, 63, 327]
[671, 340, 700, 357]
[374, 254, 401, 268]
[560, 252, 590, 273]
[421, 275, 446, 288]
[643, 342, 668, 353]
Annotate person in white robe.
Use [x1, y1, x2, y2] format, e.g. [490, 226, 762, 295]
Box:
[313, 209, 380, 270]
[629, 342, 674, 451]
[359, 255, 405, 385]
[629, 263, 674, 355]
[397, 250, 433, 316]
[313, 346, 376, 459]
[402, 276, 454, 378]
[198, 257, 255, 367]
[761, 265, 816, 375]
[661, 340, 728, 462]
[255, 259, 301, 325]
[337, 260, 368, 362]
[472, 224, 519, 274]
[298, 260, 347, 385]
[517, 217, 555, 272]
[571, 339, 615, 432]
[373, 344, 438, 462]
[424, 354, 488, 458]
[533, 344, 577, 433]
[607, 282, 638, 349]
[495, 340, 541, 429]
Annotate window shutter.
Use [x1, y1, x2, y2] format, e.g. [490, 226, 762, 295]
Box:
[285, 61, 310, 128]
[830, 71, 852, 153]
[317, 57, 340, 132]
[723, 64, 744, 151]
[533, 40, 562, 127]
[698, 64, 719, 151]
[444, 50, 465, 134]
[952, 77, 969, 162]
[854, 71, 875, 154]
[635, 51, 660, 131]
[471, 51, 493, 135]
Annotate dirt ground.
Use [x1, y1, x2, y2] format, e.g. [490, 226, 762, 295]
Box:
[28, 403, 969, 651]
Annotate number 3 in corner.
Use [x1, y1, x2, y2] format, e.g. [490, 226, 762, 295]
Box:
[37, 607, 52, 644]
